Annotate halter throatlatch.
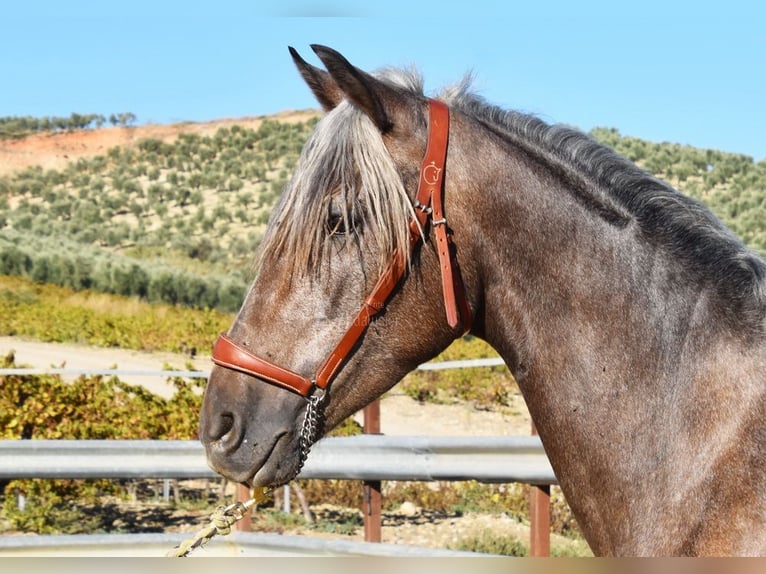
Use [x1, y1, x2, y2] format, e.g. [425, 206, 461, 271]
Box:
[211, 99, 471, 400]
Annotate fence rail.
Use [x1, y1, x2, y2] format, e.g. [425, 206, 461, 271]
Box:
[0, 531, 484, 557]
[0, 436, 555, 484]
[0, 436, 557, 556]
[0, 356, 507, 379]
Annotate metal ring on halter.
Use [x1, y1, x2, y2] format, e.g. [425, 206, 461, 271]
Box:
[432, 217, 447, 226]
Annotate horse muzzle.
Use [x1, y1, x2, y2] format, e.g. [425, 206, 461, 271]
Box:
[198, 366, 308, 486]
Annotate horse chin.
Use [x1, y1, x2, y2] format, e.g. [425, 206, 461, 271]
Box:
[250, 460, 301, 489]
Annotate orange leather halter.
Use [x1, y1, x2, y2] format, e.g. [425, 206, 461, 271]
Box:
[211, 99, 471, 399]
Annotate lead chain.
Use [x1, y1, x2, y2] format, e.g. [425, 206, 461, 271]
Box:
[296, 391, 326, 476]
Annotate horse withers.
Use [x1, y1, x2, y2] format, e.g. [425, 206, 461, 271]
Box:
[199, 45, 766, 556]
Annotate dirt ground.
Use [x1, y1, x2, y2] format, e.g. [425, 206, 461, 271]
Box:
[0, 111, 318, 177]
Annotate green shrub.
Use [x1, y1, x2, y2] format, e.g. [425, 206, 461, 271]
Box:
[449, 529, 528, 556]
[398, 336, 515, 407]
[0, 275, 231, 352]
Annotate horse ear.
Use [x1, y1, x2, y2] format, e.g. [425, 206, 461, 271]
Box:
[310, 44, 405, 133]
[289, 46, 343, 112]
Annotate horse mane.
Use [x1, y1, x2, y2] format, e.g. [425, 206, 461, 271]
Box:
[259, 65, 766, 327]
[442, 82, 766, 328]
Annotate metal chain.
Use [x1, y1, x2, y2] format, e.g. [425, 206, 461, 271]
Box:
[296, 391, 326, 475]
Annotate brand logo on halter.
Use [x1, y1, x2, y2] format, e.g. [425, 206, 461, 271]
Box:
[422, 161, 442, 186]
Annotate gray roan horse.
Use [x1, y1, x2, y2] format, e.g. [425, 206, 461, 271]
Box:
[199, 45, 765, 556]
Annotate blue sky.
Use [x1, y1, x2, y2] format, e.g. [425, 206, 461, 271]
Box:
[2, 1, 765, 160]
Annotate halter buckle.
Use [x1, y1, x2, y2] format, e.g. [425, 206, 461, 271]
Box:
[414, 200, 432, 214]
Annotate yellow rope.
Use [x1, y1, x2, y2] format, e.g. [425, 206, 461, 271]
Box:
[167, 486, 272, 557]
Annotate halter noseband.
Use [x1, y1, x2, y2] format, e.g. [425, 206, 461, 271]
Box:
[211, 99, 471, 400]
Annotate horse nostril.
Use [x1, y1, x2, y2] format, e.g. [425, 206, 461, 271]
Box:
[219, 413, 235, 437]
[205, 411, 235, 443]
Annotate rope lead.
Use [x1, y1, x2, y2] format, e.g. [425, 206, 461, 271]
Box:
[167, 487, 271, 557]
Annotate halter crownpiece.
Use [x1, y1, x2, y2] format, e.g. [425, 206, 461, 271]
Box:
[211, 98, 471, 400]
[412, 99, 469, 330]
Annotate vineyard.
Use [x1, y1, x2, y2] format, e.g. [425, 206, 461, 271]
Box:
[0, 114, 319, 311]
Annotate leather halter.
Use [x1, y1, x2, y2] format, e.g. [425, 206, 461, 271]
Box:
[211, 99, 471, 399]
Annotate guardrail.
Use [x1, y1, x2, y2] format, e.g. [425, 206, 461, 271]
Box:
[0, 436, 555, 483]
[0, 531, 486, 557]
[0, 436, 557, 556]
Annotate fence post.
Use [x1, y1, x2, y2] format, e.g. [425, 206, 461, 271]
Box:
[362, 399, 382, 542]
[529, 422, 550, 556]
[235, 483, 253, 532]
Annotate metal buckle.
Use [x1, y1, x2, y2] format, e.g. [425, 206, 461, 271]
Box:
[414, 200, 432, 214]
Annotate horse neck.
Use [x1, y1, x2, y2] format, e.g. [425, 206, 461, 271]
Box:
[460, 135, 766, 554]
[468, 145, 671, 385]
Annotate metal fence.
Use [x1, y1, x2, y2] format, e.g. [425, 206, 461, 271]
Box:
[0, 358, 561, 556]
[0, 356, 507, 379]
[0, 436, 554, 482]
[0, 531, 486, 557]
[0, 436, 557, 556]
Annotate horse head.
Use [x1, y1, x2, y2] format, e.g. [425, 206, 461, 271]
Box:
[199, 45, 473, 487]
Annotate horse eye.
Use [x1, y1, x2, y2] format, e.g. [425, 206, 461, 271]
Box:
[327, 209, 346, 236]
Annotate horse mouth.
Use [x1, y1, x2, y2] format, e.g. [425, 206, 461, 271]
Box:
[205, 429, 300, 488]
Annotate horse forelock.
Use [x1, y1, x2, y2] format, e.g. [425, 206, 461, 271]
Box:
[256, 95, 419, 278]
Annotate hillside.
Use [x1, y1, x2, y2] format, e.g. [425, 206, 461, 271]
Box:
[0, 113, 764, 314]
[0, 111, 319, 176]
[0, 110, 320, 311]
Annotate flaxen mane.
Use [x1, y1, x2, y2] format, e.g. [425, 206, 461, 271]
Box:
[257, 97, 417, 277]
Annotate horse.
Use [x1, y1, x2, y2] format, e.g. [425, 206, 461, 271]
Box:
[199, 45, 766, 556]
